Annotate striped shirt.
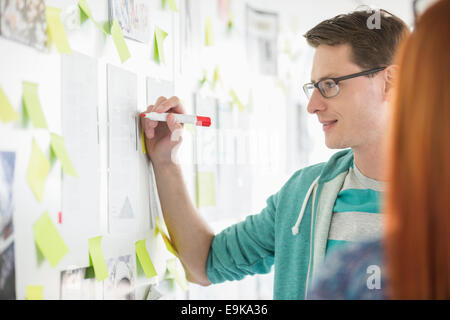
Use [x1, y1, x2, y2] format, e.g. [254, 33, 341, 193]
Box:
[326, 160, 384, 257]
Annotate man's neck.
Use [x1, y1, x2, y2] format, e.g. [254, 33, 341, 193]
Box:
[352, 143, 386, 182]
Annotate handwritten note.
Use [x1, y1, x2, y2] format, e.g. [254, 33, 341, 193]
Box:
[0, 87, 19, 123]
[135, 240, 157, 278]
[46, 7, 71, 54]
[27, 139, 50, 203]
[111, 19, 131, 63]
[196, 171, 216, 208]
[88, 236, 109, 281]
[33, 212, 69, 268]
[22, 81, 47, 129]
[154, 26, 168, 64]
[50, 133, 78, 177]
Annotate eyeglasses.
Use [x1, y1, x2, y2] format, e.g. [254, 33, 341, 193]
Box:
[302, 66, 387, 99]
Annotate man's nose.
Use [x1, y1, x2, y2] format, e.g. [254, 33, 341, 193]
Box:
[306, 88, 327, 114]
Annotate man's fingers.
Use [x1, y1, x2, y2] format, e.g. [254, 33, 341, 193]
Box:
[154, 96, 167, 108]
[166, 113, 184, 133]
[154, 96, 185, 114]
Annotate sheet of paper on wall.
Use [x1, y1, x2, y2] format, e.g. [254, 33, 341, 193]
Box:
[108, 0, 150, 43]
[107, 64, 139, 234]
[26, 139, 50, 203]
[46, 7, 72, 54]
[61, 52, 100, 239]
[60, 266, 104, 299]
[104, 254, 135, 300]
[22, 81, 47, 129]
[0, 0, 47, 51]
[146, 78, 174, 228]
[246, 5, 279, 76]
[33, 211, 69, 268]
[0, 87, 19, 123]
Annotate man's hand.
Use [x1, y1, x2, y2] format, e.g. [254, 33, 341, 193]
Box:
[141, 96, 185, 166]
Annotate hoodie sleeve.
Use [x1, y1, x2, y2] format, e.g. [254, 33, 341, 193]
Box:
[205, 191, 278, 283]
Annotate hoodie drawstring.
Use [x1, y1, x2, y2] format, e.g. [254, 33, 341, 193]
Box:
[291, 176, 320, 235]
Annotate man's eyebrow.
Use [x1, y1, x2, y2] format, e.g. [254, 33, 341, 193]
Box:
[311, 73, 339, 83]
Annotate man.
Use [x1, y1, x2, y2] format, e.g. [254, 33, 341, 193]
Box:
[141, 9, 409, 299]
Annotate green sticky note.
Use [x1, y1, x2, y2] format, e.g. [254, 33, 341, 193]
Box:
[27, 139, 50, 203]
[0, 86, 19, 123]
[22, 81, 47, 129]
[135, 240, 157, 278]
[26, 285, 44, 300]
[33, 212, 69, 268]
[229, 89, 245, 112]
[78, 0, 108, 34]
[166, 258, 188, 291]
[196, 171, 216, 208]
[111, 19, 130, 63]
[205, 17, 214, 46]
[88, 236, 109, 281]
[168, 0, 179, 12]
[50, 133, 78, 177]
[46, 7, 72, 54]
[154, 26, 168, 64]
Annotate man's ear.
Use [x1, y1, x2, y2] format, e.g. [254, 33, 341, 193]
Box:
[383, 65, 398, 100]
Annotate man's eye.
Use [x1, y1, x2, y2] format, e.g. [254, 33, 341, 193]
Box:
[323, 80, 335, 88]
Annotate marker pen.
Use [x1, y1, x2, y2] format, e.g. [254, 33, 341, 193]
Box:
[141, 112, 211, 127]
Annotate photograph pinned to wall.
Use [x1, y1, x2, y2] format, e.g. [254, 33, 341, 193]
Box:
[109, 0, 149, 43]
[0, 151, 16, 299]
[104, 255, 135, 300]
[60, 266, 103, 300]
[245, 5, 279, 76]
[0, 0, 47, 51]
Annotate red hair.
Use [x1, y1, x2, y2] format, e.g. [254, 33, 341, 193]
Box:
[384, 0, 450, 299]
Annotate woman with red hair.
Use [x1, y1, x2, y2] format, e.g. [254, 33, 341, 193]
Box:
[308, 0, 450, 299]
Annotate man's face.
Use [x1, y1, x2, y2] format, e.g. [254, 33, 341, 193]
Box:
[307, 44, 387, 150]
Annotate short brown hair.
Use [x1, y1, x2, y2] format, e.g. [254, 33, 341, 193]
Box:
[304, 9, 410, 69]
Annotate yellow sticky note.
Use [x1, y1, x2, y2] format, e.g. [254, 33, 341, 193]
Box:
[0, 86, 19, 123]
[154, 26, 168, 64]
[205, 17, 214, 46]
[111, 19, 130, 63]
[140, 127, 147, 155]
[26, 285, 44, 300]
[50, 133, 78, 177]
[88, 236, 109, 281]
[46, 7, 71, 54]
[196, 171, 216, 208]
[27, 139, 50, 203]
[166, 258, 188, 291]
[229, 89, 245, 112]
[135, 240, 157, 278]
[33, 212, 69, 268]
[155, 216, 178, 257]
[168, 0, 179, 12]
[22, 82, 47, 129]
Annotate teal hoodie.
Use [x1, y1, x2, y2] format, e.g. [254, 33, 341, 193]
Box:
[206, 148, 355, 299]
